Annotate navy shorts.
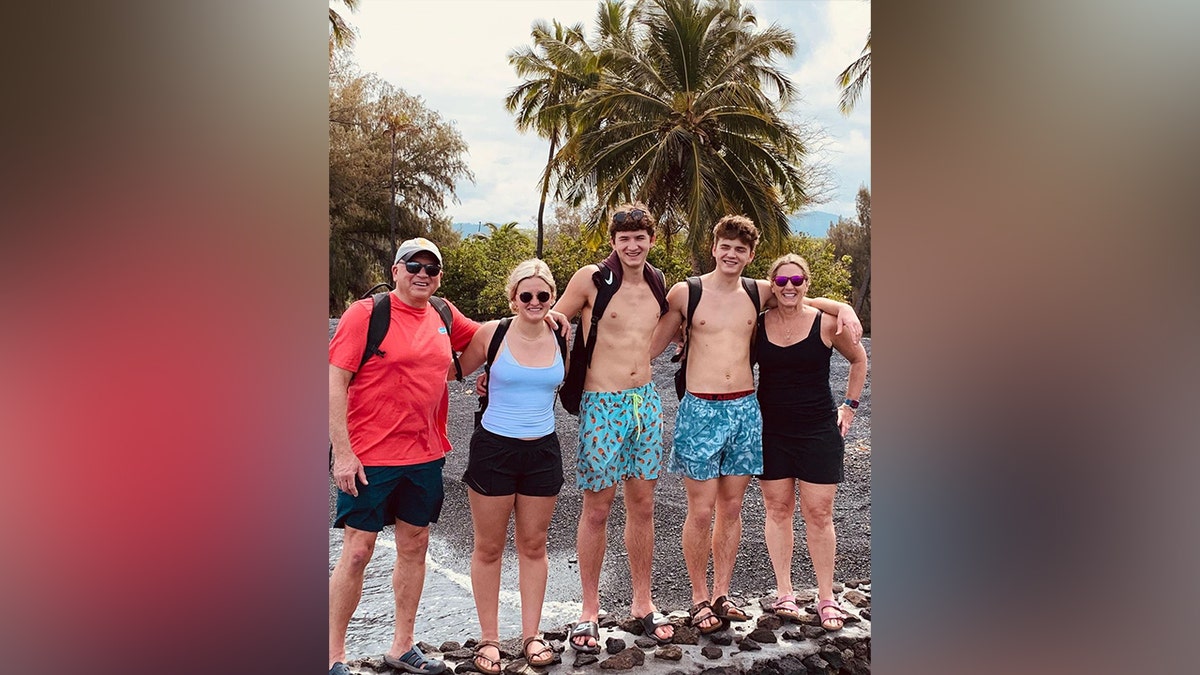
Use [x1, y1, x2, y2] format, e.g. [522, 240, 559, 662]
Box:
[334, 458, 445, 531]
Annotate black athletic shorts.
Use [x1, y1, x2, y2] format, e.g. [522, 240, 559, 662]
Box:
[334, 458, 445, 531]
[759, 419, 845, 484]
[462, 427, 563, 497]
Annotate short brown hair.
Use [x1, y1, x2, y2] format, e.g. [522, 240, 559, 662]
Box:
[608, 201, 656, 239]
[712, 215, 759, 250]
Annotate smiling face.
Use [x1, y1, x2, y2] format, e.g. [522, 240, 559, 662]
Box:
[770, 261, 809, 307]
[711, 237, 755, 275]
[512, 276, 554, 322]
[392, 251, 441, 305]
[611, 229, 655, 269]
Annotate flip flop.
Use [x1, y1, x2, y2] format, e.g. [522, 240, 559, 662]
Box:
[569, 621, 601, 654]
[638, 611, 674, 645]
[817, 598, 850, 631]
[713, 595, 749, 622]
[770, 593, 803, 621]
[382, 645, 448, 674]
[689, 600, 726, 635]
[522, 635, 554, 667]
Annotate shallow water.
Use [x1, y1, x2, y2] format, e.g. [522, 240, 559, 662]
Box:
[331, 528, 593, 655]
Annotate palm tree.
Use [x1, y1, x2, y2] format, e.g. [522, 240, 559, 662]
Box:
[838, 30, 870, 115]
[562, 0, 810, 260]
[329, 0, 360, 56]
[505, 19, 601, 258]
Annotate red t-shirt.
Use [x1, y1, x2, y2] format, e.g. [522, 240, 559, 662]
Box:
[329, 294, 479, 466]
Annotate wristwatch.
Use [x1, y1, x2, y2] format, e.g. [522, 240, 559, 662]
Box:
[843, 398, 860, 410]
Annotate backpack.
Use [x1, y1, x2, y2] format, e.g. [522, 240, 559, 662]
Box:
[473, 317, 569, 427]
[558, 257, 670, 415]
[357, 291, 462, 382]
[673, 276, 761, 400]
[330, 289, 461, 471]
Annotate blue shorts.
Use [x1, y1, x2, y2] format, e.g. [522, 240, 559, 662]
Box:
[669, 393, 763, 480]
[334, 459, 445, 531]
[576, 382, 664, 491]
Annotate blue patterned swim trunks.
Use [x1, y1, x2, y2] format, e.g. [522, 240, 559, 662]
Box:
[669, 392, 763, 480]
[576, 382, 664, 491]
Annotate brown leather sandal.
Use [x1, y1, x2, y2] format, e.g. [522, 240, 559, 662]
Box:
[522, 635, 554, 667]
[472, 639, 502, 675]
[689, 600, 726, 635]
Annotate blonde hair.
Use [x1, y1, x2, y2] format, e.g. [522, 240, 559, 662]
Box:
[767, 253, 811, 280]
[505, 258, 557, 310]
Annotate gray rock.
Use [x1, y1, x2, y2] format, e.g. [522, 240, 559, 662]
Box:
[756, 613, 784, 631]
[599, 647, 644, 670]
[709, 632, 733, 646]
[801, 625, 826, 640]
[832, 582, 844, 593]
[781, 629, 804, 641]
[671, 624, 700, 645]
[801, 654, 831, 675]
[543, 628, 568, 642]
[819, 644, 846, 670]
[617, 616, 644, 635]
[443, 648, 474, 661]
[439, 641, 461, 653]
[747, 627, 778, 643]
[572, 653, 599, 668]
[653, 645, 683, 661]
[633, 637, 659, 649]
[701, 646, 723, 660]
[843, 589, 869, 608]
[605, 637, 626, 654]
[737, 637, 762, 651]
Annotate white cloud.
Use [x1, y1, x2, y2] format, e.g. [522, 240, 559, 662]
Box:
[340, 0, 869, 222]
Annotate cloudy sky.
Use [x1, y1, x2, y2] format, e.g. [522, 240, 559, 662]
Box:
[341, 0, 870, 225]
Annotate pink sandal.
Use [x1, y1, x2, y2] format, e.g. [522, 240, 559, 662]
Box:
[771, 593, 802, 621]
[817, 598, 850, 631]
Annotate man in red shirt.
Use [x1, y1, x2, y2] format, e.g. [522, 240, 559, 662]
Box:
[327, 238, 475, 675]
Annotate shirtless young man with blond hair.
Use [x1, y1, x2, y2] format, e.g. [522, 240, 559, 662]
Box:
[552, 202, 676, 653]
[647, 215, 861, 634]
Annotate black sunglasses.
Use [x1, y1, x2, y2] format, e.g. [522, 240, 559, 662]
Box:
[404, 261, 442, 276]
[518, 291, 551, 304]
[773, 275, 807, 287]
[612, 208, 647, 225]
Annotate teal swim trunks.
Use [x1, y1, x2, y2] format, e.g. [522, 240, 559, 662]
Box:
[669, 392, 763, 480]
[576, 382, 664, 491]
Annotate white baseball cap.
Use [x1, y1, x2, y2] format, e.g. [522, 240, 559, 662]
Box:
[394, 237, 443, 265]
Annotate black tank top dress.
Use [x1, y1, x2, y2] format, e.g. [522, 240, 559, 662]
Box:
[754, 310, 845, 484]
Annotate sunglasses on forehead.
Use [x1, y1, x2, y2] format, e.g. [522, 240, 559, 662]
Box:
[404, 261, 442, 276]
[773, 274, 807, 286]
[518, 291, 551, 304]
[612, 208, 647, 225]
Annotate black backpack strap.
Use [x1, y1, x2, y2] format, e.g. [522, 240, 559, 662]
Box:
[645, 263, 670, 316]
[741, 277, 762, 364]
[429, 296, 462, 382]
[476, 317, 511, 418]
[680, 276, 702, 362]
[485, 318, 512, 374]
[554, 326, 568, 361]
[584, 264, 618, 369]
[741, 277, 761, 314]
[359, 292, 393, 370]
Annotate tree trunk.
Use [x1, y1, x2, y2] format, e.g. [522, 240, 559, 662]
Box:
[535, 136, 557, 259]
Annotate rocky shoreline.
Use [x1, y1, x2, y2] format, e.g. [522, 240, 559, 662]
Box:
[329, 319, 871, 673]
[340, 583, 871, 674]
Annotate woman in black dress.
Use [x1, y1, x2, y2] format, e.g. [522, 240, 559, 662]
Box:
[756, 254, 868, 631]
